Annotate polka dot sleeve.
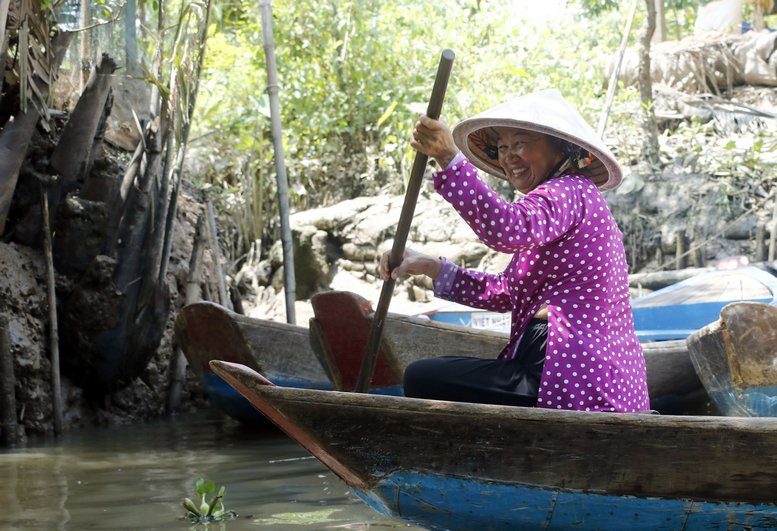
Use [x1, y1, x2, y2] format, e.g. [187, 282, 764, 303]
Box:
[433, 159, 583, 254]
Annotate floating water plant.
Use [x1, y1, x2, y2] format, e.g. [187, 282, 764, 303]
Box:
[183, 477, 237, 524]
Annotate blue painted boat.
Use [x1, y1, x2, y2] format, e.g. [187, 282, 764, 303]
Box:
[688, 301, 777, 417]
[174, 301, 334, 424]
[423, 265, 777, 341]
[210, 360, 777, 531]
[631, 265, 777, 341]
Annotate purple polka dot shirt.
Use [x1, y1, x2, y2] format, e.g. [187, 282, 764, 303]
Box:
[432, 156, 650, 412]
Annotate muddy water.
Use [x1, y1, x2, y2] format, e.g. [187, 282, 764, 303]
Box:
[0, 411, 424, 530]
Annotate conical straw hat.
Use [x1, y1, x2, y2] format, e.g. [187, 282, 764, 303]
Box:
[452, 89, 622, 191]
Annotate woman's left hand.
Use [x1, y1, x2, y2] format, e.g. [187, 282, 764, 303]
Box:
[379, 247, 442, 281]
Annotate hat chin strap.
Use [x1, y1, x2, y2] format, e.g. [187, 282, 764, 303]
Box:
[547, 156, 574, 180]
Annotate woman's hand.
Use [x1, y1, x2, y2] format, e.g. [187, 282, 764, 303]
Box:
[379, 248, 442, 281]
[410, 114, 459, 168]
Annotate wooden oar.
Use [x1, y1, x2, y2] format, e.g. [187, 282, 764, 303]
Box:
[354, 49, 455, 393]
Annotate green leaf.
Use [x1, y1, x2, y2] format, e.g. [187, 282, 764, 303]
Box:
[376, 101, 398, 127]
[183, 497, 201, 516]
[195, 478, 216, 496]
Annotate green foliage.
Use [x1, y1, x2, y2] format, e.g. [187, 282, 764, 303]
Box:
[183, 477, 236, 524]
[190, 0, 649, 263]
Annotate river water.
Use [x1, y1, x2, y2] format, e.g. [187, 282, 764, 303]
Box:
[0, 410, 424, 530]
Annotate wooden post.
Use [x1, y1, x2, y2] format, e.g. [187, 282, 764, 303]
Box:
[768, 198, 777, 261]
[0, 315, 18, 446]
[688, 225, 705, 268]
[755, 223, 767, 263]
[41, 184, 64, 436]
[675, 231, 687, 270]
[167, 213, 206, 413]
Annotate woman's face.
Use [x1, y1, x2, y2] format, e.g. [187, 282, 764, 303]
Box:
[494, 128, 565, 194]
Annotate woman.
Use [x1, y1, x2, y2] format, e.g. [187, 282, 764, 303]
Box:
[379, 89, 649, 413]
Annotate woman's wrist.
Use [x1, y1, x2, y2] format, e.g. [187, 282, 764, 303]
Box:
[425, 256, 442, 280]
[435, 150, 458, 169]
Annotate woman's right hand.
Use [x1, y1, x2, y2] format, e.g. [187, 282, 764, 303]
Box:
[379, 247, 442, 281]
[410, 114, 459, 168]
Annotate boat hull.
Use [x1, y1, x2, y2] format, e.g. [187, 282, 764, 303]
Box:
[688, 301, 777, 417]
[211, 360, 777, 530]
[355, 470, 777, 531]
[174, 301, 333, 423]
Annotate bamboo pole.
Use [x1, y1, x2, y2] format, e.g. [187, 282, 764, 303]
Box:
[354, 49, 454, 393]
[259, 0, 296, 325]
[41, 184, 63, 436]
[0, 315, 18, 446]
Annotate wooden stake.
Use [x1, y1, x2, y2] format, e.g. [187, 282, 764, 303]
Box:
[41, 184, 64, 436]
[756, 223, 767, 263]
[675, 231, 687, 270]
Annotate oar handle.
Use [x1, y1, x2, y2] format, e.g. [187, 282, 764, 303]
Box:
[354, 49, 455, 393]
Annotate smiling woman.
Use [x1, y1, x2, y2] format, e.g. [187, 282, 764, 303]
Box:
[493, 128, 566, 194]
[379, 88, 649, 413]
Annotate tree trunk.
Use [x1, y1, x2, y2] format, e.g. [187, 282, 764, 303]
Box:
[7, 54, 122, 251]
[59, 116, 170, 393]
[638, 0, 660, 168]
[50, 54, 118, 188]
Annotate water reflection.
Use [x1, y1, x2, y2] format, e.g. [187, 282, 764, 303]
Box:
[0, 410, 424, 530]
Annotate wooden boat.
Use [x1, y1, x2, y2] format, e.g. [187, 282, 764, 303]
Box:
[421, 265, 777, 341]
[173, 301, 333, 423]
[687, 301, 777, 417]
[308, 290, 507, 393]
[210, 360, 777, 531]
[630, 264, 777, 340]
[309, 290, 709, 414]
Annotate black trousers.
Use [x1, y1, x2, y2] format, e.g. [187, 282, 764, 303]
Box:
[403, 318, 548, 407]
